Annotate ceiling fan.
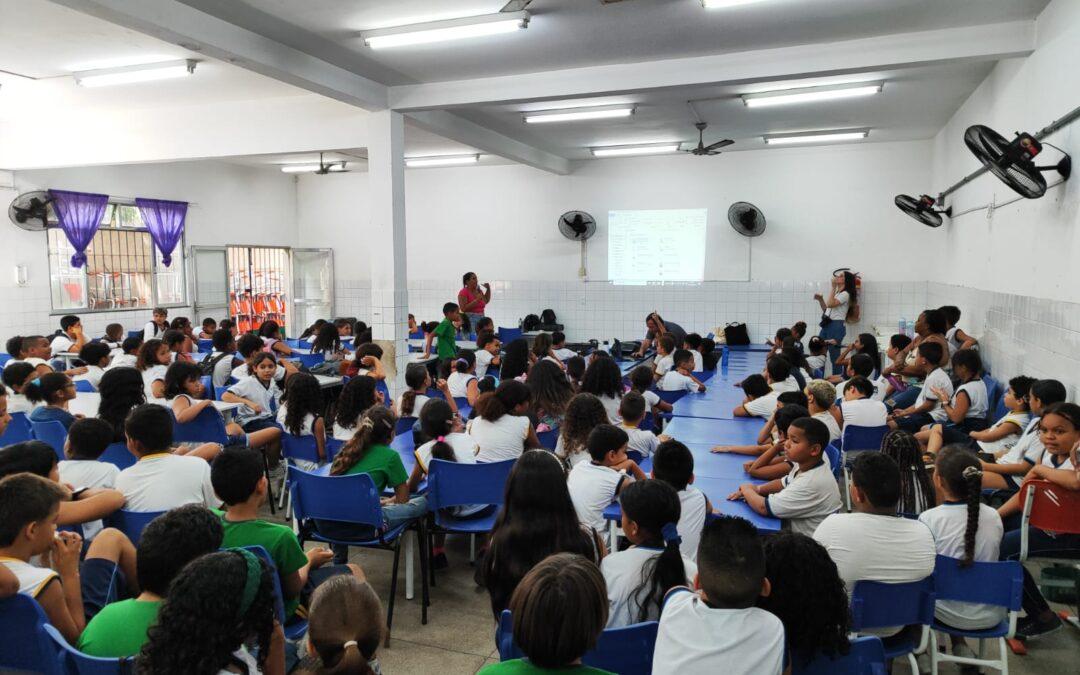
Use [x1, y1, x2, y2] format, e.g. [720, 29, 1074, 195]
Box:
[684, 122, 734, 156]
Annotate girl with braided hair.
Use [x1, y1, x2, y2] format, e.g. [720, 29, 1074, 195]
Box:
[880, 430, 935, 515]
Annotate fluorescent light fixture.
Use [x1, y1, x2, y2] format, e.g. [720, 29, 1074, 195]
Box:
[743, 82, 883, 108]
[405, 154, 480, 168]
[763, 129, 870, 145]
[279, 163, 347, 174]
[524, 105, 635, 124]
[361, 11, 528, 49]
[591, 143, 681, 158]
[701, 0, 772, 8]
[73, 59, 197, 87]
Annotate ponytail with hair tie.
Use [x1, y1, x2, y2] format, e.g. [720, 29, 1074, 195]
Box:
[661, 522, 682, 546]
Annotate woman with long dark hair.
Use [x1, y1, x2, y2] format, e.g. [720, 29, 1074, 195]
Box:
[814, 270, 858, 375]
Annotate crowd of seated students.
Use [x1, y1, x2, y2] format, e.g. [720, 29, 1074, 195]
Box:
[0, 299, 1076, 674]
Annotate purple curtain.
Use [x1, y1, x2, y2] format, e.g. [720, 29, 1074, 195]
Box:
[48, 190, 109, 268]
[135, 198, 188, 266]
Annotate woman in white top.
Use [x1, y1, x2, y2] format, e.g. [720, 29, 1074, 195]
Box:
[468, 380, 541, 463]
[137, 549, 286, 675]
[603, 480, 696, 628]
[813, 270, 858, 376]
[276, 373, 328, 471]
[446, 350, 481, 407]
[135, 339, 171, 402]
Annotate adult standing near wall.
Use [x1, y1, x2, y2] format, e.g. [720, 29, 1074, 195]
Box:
[633, 312, 687, 358]
[814, 270, 859, 375]
[458, 272, 491, 333]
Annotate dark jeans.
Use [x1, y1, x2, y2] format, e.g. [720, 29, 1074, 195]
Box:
[885, 386, 921, 412]
[818, 320, 847, 376]
[999, 523, 1080, 617]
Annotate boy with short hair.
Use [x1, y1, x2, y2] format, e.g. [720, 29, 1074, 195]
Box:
[804, 379, 841, 441]
[0, 473, 138, 644]
[567, 424, 646, 531]
[114, 404, 221, 511]
[206, 328, 240, 387]
[652, 440, 711, 563]
[764, 357, 798, 393]
[199, 317, 217, 340]
[143, 307, 169, 341]
[101, 324, 124, 352]
[551, 331, 576, 361]
[59, 418, 120, 493]
[108, 336, 142, 370]
[840, 376, 889, 428]
[840, 353, 888, 402]
[653, 334, 677, 379]
[730, 417, 841, 536]
[743, 404, 812, 481]
[76, 342, 111, 390]
[78, 504, 223, 657]
[652, 516, 784, 675]
[683, 333, 704, 371]
[232, 333, 296, 383]
[51, 315, 88, 357]
[11, 335, 55, 378]
[617, 392, 670, 460]
[658, 349, 706, 393]
[734, 374, 778, 418]
[890, 342, 951, 432]
[475, 332, 502, 379]
[423, 302, 461, 361]
[211, 447, 362, 618]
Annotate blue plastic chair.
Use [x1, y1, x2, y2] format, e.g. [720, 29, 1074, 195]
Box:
[100, 442, 136, 470]
[74, 379, 96, 393]
[496, 609, 658, 675]
[215, 385, 230, 401]
[284, 338, 303, 349]
[928, 555, 1022, 675]
[0, 353, 11, 367]
[536, 428, 558, 449]
[44, 623, 130, 674]
[326, 437, 345, 460]
[104, 509, 164, 546]
[691, 370, 714, 382]
[127, 330, 142, 339]
[824, 442, 843, 480]
[289, 466, 429, 634]
[0, 594, 64, 674]
[200, 375, 214, 399]
[171, 405, 229, 445]
[839, 424, 889, 510]
[792, 635, 887, 675]
[233, 545, 309, 641]
[197, 338, 214, 352]
[0, 411, 34, 445]
[31, 420, 68, 461]
[982, 375, 1002, 425]
[395, 416, 417, 436]
[849, 577, 934, 673]
[375, 379, 391, 404]
[498, 327, 522, 343]
[278, 432, 326, 513]
[408, 330, 424, 340]
[453, 396, 470, 411]
[427, 459, 514, 535]
[294, 352, 325, 369]
[655, 389, 687, 405]
[639, 412, 655, 432]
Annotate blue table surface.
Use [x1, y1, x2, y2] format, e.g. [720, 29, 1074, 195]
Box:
[664, 416, 764, 445]
[603, 475, 778, 532]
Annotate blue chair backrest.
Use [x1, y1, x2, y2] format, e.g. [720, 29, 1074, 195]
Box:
[983, 375, 1003, 424]
[200, 375, 214, 399]
[931, 555, 1022, 610]
[74, 379, 96, 393]
[32, 420, 68, 460]
[127, 330, 142, 339]
[100, 442, 136, 470]
[453, 396, 470, 410]
[496, 610, 658, 675]
[427, 459, 515, 512]
[289, 466, 383, 529]
[639, 412, 655, 432]
[171, 405, 229, 444]
[792, 636, 887, 675]
[498, 327, 522, 343]
[536, 428, 558, 449]
[105, 509, 165, 546]
[1, 411, 34, 445]
[0, 594, 63, 674]
[850, 577, 935, 633]
[375, 380, 390, 403]
[294, 352, 325, 369]
[840, 425, 889, 453]
[284, 338, 302, 349]
[215, 385, 230, 400]
[426, 387, 446, 400]
[198, 338, 214, 352]
[824, 443, 842, 479]
[282, 433, 322, 465]
[0, 353, 11, 366]
[395, 416, 417, 435]
[44, 623, 130, 674]
[655, 390, 686, 404]
[326, 437, 345, 460]
[408, 330, 424, 340]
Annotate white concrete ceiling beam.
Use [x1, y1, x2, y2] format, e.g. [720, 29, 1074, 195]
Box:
[406, 110, 571, 175]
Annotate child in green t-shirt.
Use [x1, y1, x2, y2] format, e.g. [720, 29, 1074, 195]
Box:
[79, 504, 224, 658]
[423, 301, 461, 361]
[211, 448, 363, 617]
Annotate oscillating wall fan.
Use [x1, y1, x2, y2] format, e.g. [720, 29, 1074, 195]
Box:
[964, 124, 1072, 199]
[8, 191, 52, 231]
[727, 202, 766, 237]
[557, 211, 596, 241]
[894, 194, 950, 228]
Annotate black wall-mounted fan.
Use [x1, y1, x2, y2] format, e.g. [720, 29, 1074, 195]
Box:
[8, 191, 53, 231]
[558, 211, 596, 241]
[727, 202, 766, 237]
[964, 124, 1071, 199]
[894, 194, 950, 228]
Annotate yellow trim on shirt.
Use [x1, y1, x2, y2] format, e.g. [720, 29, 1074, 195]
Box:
[137, 453, 173, 462]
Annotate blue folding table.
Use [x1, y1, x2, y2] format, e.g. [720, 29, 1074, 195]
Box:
[664, 416, 765, 445]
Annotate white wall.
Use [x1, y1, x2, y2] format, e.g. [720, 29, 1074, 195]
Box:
[1, 161, 297, 338]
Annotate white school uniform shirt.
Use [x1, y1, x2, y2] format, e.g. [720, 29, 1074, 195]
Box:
[652, 588, 784, 675]
[0, 557, 58, 599]
[919, 503, 1006, 630]
[621, 424, 660, 458]
[813, 410, 842, 442]
[567, 461, 627, 532]
[654, 354, 674, 376]
[812, 512, 936, 636]
[841, 398, 889, 428]
[554, 435, 589, 469]
[468, 414, 531, 463]
[977, 411, 1030, 455]
[806, 354, 827, 372]
[226, 377, 280, 425]
[954, 379, 989, 421]
[142, 321, 166, 341]
[396, 392, 430, 419]
[4, 357, 48, 371]
[676, 486, 708, 563]
[641, 389, 661, 412]
[766, 461, 842, 537]
[414, 432, 478, 472]
[743, 391, 780, 418]
[74, 365, 106, 391]
[1040, 449, 1075, 471]
[141, 365, 168, 403]
[553, 347, 577, 361]
[825, 290, 850, 321]
[332, 419, 361, 441]
[915, 367, 953, 422]
[870, 374, 889, 401]
[996, 417, 1043, 488]
[58, 459, 120, 542]
[771, 376, 800, 394]
[276, 406, 322, 471]
[659, 371, 698, 393]
[447, 371, 476, 398]
[602, 546, 698, 628]
[475, 349, 496, 378]
[49, 334, 74, 357]
[945, 326, 962, 355]
[201, 351, 236, 388]
[116, 453, 221, 511]
[596, 393, 623, 424]
[108, 353, 137, 370]
[690, 350, 703, 371]
[7, 393, 34, 414]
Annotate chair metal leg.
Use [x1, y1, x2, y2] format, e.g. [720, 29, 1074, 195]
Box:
[277, 471, 288, 510]
[262, 451, 276, 515]
[418, 520, 430, 625]
[469, 533, 476, 562]
[929, 631, 940, 675]
[906, 652, 919, 675]
[385, 538, 402, 647]
[427, 522, 437, 588]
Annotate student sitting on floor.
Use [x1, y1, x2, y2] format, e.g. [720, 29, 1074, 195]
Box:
[879, 430, 935, 515]
[653, 334, 677, 379]
[804, 379, 841, 441]
[618, 392, 669, 460]
[683, 333, 704, 371]
[78, 504, 223, 658]
[0, 473, 137, 645]
[926, 375, 1033, 460]
[742, 404, 812, 482]
[297, 574, 385, 674]
[813, 453, 936, 637]
[567, 424, 646, 532]
[838, 376, 888, 429]
[652, 516, 785, 675]
[603, 480, 696, 628]
[914, 348, 988, 450]
[976, 378, 1065, 492]
[107, 336, 141, 371]
[213, 447, 363, 622]
[889, 342, 950, 432]
[652, 440, 710, 563]
[658, 349, 706, 393]
[76, 342, 111, 391]
[733, 374, 779, 419]
[729, 417, 841, 537]
[276, 372, 329, 471]
[26, 372, 80, 430]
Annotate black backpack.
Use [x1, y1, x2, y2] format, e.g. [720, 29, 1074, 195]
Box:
[540, 309, 557, 324]
[197, 351, 232, 376]
[522, 314, 541, 331]
[723, 322, 751, 346]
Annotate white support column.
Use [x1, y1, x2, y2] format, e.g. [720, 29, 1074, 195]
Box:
[366, 110, 410, 396]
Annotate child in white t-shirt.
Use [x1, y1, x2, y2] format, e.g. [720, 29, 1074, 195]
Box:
[805, 336, 827, 375]
[652, 440, 710, 563]
[891, 342, 951, 433]
[977, 378, 1065, 491]
[628, 365, 672, 418]
[555, 393, 610, 469]
[928, 375, 1033, 461]
[567, 424, 646, 532]
[683, 333, 705, 372]
[474, 333, 502, 379]
[2, 361, 38, 414]
[652, 334, 677, 380]
[106, 337, 140, 371]
[734, 374, 779, 419]
[276, 372, 329, 471]
[617, 392, 669, 461]
[658, 350, 706, 393]
[74, 343, 111, 391]
[915, 348, 988, 449]
[551, 331, 577, 362]
[839, 376, 889, 428]
[222, 353, 284, 444]
[652, 517, 784, 675]
[446, 350, 480, 406]
[135, 339, 171, 402]
[57, 418, 120, 542]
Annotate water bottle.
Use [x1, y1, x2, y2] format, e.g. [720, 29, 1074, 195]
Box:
[721, 345, 730, 374]
[898, 317, 907, 337]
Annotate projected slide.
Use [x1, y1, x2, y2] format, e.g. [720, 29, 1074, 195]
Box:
[608, 209, 707, 285]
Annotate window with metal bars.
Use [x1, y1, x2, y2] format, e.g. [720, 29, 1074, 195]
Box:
[46, 203, 186, 313]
